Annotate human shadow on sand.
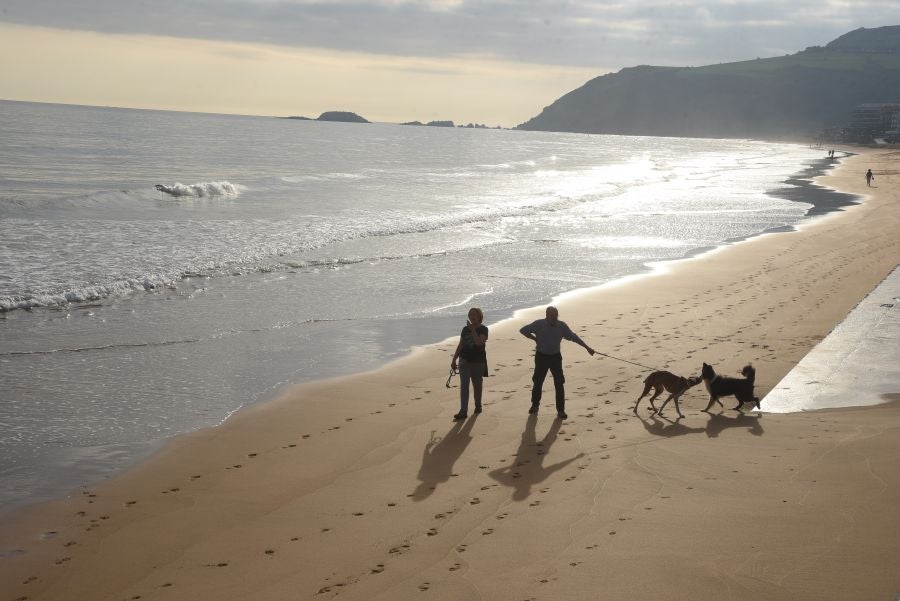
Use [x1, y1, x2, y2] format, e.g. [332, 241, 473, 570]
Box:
[489, 415, 583, 501]
[412, 416, 478, 501]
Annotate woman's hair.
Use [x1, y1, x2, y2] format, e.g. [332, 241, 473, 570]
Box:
[468, 307, 484, 322]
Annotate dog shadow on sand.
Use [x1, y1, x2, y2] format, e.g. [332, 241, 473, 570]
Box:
[412, 416, 479, 500]
[489, 414, 583, 501]
[638, 411, 763, 439]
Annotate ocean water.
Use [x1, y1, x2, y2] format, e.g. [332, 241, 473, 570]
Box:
[0, 100, 853, 515]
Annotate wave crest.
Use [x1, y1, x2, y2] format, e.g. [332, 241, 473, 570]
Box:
[154, 181, 240, 197]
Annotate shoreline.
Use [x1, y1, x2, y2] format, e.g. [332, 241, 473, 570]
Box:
[2, 148, 899, 601]
[0, 149, 877, 519]
[0, 142, 847, 519]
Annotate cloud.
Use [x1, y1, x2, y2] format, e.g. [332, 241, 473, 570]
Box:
[3, 0, 899, 71]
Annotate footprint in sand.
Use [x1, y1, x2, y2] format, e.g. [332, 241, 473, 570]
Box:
[371, 564, 385, 574]
[529, 501, 541, 507]
[482, 528, 494, 535]
[389, 543, 411, 555]
[456, 544, 467, 553]
[449, 563, 462, 571]
[565, 476, 576, 482]
[418, 582, 431, 591]
[427, 528, 438, 536]
[469, 498, 481, 505]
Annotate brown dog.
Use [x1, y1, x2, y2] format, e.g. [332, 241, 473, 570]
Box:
[634, 371, 702, 418]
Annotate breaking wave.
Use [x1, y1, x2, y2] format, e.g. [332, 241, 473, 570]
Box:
[154, 181, 241, 197]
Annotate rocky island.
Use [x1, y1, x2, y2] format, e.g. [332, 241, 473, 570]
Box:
[283, 111, 370, 123]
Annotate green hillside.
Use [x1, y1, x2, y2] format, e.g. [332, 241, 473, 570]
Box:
[518, 26, 900, 139]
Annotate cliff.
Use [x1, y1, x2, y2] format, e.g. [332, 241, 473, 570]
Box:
[518, 26, 900, 139]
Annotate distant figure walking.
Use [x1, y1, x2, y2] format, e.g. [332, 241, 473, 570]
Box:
[450, 307, 488, 421]
[520, 306, 595, 420]
[866, 169, 875, 186]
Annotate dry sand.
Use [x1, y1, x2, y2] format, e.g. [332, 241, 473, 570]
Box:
[2, 149, 899, 601]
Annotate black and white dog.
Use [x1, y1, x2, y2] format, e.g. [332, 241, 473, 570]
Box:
[701, 363, 759, 412]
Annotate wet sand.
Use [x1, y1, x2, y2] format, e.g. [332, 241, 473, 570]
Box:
[1, 149, 899, 601]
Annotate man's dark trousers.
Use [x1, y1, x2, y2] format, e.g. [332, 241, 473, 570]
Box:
[531, 352, 565, 413]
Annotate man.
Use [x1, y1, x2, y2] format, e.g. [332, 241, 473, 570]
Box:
[866, 168, 875, 187]
[519, 306, 595, 419]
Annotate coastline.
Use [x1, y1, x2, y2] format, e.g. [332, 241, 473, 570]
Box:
[2, 148, 899, 601]
[0, 139, 843, 520]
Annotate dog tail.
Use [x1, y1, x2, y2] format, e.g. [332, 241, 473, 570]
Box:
[742, 364, 756, 383]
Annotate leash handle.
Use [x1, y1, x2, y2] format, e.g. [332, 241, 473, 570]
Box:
[445, 366, 459, 388]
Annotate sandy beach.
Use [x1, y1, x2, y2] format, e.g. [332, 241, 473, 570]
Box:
[2, 149, 899, 601]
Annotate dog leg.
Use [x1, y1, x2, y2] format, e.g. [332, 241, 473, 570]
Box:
[734, 397, 760, 411]
[655, 393, 673, 416]
[672, 392, 685, 419]
[703, 395, 718, 412]
[633, 384, 652, 414]
[647, 387, 664, 413]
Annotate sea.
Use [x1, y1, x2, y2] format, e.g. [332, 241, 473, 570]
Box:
[0, 99, 858, 516]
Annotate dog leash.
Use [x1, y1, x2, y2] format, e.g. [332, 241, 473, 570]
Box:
[594, 351, 658, 371]
[445, 366, 459, 388]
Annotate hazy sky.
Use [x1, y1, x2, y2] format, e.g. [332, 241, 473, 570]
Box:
[1, 1, 898, 126]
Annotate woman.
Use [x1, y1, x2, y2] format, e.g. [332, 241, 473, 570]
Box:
[450, 307, 488, 420]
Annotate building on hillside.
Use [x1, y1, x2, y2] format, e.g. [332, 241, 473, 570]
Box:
[850, 103, 900, 139]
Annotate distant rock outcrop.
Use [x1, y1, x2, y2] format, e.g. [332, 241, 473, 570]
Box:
[317, 111, 370, 123]
[426, 120, 455, 128]
[518, 25, 900, 140]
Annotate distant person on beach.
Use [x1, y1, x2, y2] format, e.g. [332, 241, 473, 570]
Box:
[520, 306, 595, 420]
[866, 169, 875, 186]
[450, 307, 488, 421]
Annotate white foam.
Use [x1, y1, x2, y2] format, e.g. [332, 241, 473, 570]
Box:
[155, 181, 241, 197]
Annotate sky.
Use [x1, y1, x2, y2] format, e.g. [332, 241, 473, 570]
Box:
[1, 1, 899, 127]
